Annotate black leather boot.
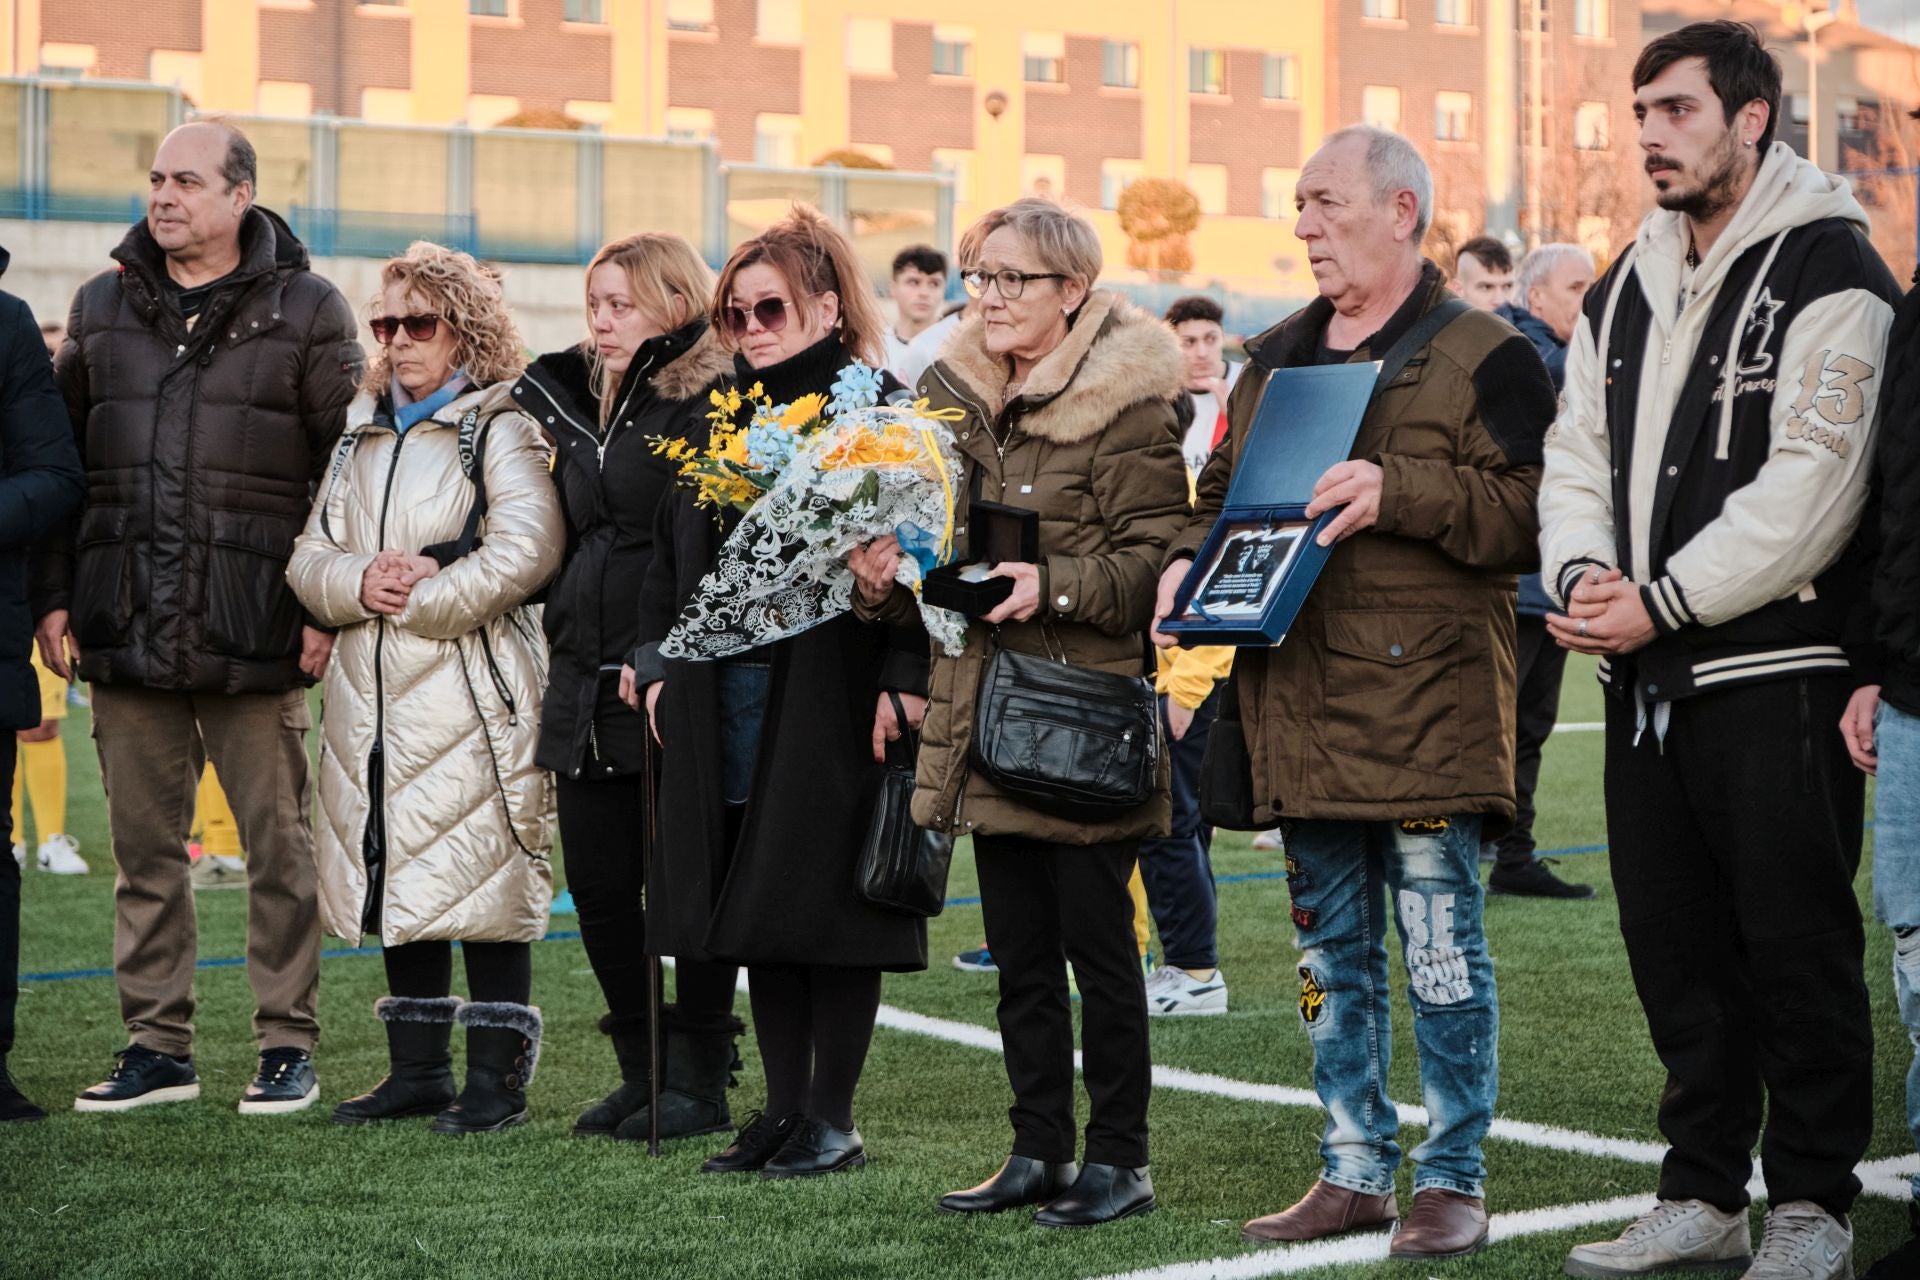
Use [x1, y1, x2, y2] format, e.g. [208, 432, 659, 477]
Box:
[939, 1155, 1079, 1214]
[573, 1013, 652, 1137]
[332, 996, 459, 1126]
[1034, 1163, 1156, 1228]
[431, 1002, 541, 1135]
[611, 1003, 744, 1144]
[0, 1056, 45, 1123]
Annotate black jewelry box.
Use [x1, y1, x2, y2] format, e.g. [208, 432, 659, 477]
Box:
[922, 500, 1040, 618]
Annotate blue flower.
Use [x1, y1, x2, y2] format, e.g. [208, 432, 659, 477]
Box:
[744, 422, 798, 473]
[828, 360, 885, 416]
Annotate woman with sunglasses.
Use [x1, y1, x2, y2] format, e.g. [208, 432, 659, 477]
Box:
[848, 197, 1188, 1225]
[507, 232, 741, 1145]
[633, 205, 929, 1178]
[289, 241, 563, 1134]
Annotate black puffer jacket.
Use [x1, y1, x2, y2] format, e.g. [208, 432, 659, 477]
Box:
[35, 207, 363, 693]
[0, 248, 84, 729]
[1871, 272, 1920, 714]
[512, 318, 730, 779]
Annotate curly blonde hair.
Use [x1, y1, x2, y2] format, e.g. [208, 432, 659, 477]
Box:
[362, 241, 526, 394]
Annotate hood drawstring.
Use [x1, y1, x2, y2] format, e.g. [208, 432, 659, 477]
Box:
[1713, 229, 1791, 461]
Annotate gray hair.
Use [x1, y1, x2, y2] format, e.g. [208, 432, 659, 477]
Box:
[958, 196, 1103, 290]
[1516, 243, 1594, 309]
[1322, 124, 1433, 240]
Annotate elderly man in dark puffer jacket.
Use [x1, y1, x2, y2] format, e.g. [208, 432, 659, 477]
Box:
[36, 119, 363, 1116]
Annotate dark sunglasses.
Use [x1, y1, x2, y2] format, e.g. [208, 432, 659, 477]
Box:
[723, 296, 797, 337]
[960, 268, 1068, 301]
[369, 313, 442, 344]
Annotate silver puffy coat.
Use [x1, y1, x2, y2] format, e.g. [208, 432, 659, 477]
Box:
[288, 380, 563, 946]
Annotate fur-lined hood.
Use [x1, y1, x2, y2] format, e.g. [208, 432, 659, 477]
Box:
[648, 319, 732, 401]
[934, 290, 1183, 445]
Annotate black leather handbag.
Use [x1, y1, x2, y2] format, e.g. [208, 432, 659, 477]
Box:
[970, 628, 1159, 820]
[855, 691, 954, 918]
[1198, 673, 1264, 830]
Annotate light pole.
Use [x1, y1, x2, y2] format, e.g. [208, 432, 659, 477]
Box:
[1786, 2, 1841, 168]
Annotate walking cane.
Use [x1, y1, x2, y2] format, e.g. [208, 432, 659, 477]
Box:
[643, 730, 663, 1158]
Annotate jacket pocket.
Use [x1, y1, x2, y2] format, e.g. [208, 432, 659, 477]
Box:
[204, 510, 305, 659]
[1320, 610, 1463, 780]
[70, 506, 132, 648]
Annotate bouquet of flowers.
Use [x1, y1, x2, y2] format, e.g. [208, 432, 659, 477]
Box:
[652, 360, 969, 659]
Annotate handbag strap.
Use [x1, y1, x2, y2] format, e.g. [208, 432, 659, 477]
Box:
[885, 688, 919, 766]
[1368, 297, 1472, 398]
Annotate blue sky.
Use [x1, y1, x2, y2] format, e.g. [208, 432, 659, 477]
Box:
[1857, 0, 1919, 44]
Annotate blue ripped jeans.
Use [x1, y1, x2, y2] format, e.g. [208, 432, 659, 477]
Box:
[1871, 700, 1920, 1198]
[1283, 815, 1498, 1199]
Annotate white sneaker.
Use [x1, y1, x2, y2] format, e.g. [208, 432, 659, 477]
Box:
[1251, 829, 1285, 851]
[10, 843, 21, 870]
[1745, 1201, 1853, 1280]
[36, 833, 86, 875]
[1564, 1199, 1751, 1277]
[1144, 964, 1229, 1016]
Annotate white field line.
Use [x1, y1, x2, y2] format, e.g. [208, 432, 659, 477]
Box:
[1553, 721, 1605, 733]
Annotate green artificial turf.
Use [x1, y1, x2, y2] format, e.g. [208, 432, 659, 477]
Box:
[4, 655, 1915, 1278]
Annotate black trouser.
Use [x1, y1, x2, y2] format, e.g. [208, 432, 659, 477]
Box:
[1604, 675, 1870, 1215]
[384, 938, 533, 1004]
[0, 735, 17, 1059]
[1138, 688, 1222, 970]
[974, 834, 1151, 1168]
[1496, 615, 1568, 869]
[557, 773, 738, 1021]
[746, 963, 882, 1131]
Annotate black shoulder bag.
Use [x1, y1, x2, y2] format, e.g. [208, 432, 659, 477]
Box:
[855, 691, 954, 917]
[1198, 298, 1474, 830]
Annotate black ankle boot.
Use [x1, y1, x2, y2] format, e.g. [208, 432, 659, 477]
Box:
[939, 1155, 1079, 1214]
[332, 996, 459, 1126]
[573, 1013, 652, 1138]
[431, 1002, 541, 1136]
[611, 1003, 745, 1144]
[1034, 1163, 1156, 1228]
[0, 1056, 46, 1123]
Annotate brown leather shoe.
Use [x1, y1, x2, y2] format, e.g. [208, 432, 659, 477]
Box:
[1387, 1188, 1489, 1260]
[1241, 1180, 1398, 1244]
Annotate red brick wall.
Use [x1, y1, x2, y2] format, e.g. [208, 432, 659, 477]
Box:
[847, 22, 973, 167]
[1025, 37, 1144, 208]
[1189, 49, 1306, 216]
[470, 0, 613, 110]
[43, 0, 200, 77]
[667, 0, 801, 161]
[259, 6, 411, 117]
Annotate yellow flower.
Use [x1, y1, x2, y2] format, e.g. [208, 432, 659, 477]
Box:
[780, 393, 828, 429]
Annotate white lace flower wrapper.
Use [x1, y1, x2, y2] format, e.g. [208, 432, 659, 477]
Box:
[659, 407, 970, 660]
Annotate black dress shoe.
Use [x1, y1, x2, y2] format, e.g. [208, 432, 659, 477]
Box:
[760, 1116, 866, 1179]
[701, 1110, 802, 1174]
[1034, 1163, 1156, 1228]
[939, 1155, 1079, 1214]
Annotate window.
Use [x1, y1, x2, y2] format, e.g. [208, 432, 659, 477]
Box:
[1187, 164, 1229, 216]
[932, 26, 973, 77]
[1262, 54, 1298, 101]
[256, 81, 313, 117]
[468, 0, 509, 16]
[1103, 41, 1140, 89]
[1434, 91, 1473, 141]
[149, 50, 204, 101]
[361, 87, 413, 122]
[665, 106, 715, 142]
[1435, 0, 1472, 25]
[666, 0, 713, 32]
[1189, 48, 1225, 96]
[1022, 153, 1065, 199]
[359, 0, 402, 6]
[932, 147, 974, 202]
[1023, 33, 1064, 84]
[468, 94, 520, 127]
[1789, 93, 1811, 125]
[1362, 0, 1403, 19]
[565, 99, 615, 126]
[1573, 0, 1609, 38]
[1836, 95, 1869, 131]
[1261, 167, 1300, 220]
[847, 19, 892, 74]
[1361, 85, 1401, 131]
[1516, 0, 1550, 32]
[564, 0, 604, 21]
[1575, 101, 1610, 150]
[756, 0, 799, 43]
[1100, 159, 1142, 210]
[754, 113, 803, 167]
[38, 42, 95, 74]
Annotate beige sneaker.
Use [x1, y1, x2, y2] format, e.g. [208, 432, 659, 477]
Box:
[1564, 1199, 1751, 1277]
[189, 854, 247, 890]
[1745, 1201, 1853, 1280]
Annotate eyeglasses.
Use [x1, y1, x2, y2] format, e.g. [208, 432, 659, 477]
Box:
[369, 313, 442, 345]
[723, 296, 796, 337]
[960, 268, 1069, 301]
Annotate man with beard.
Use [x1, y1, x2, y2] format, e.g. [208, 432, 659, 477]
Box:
[1540, 21, 1898, 1280]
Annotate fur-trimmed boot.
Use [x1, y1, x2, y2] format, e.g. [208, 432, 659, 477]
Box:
[431, 1001, 541, 1135]
[573, 1013, 653, 1138]
[611, 1002, 745, 1144]
[332, 996, 460, 1126]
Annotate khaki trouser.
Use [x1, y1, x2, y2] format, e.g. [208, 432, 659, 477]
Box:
[92, 685, 320, 1057]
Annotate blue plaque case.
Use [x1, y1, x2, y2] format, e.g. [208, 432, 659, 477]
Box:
[1161, 362, 1379, 647]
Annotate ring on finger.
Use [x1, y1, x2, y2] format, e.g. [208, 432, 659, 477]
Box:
[1577, 617, 1589, 638]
